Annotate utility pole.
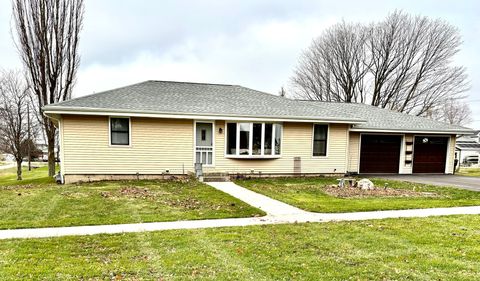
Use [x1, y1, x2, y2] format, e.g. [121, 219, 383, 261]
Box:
[27, 104, 31, 171]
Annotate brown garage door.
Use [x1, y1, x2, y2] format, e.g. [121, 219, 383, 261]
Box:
[360, 135, 401, 173]
[413, 136, 448, 173]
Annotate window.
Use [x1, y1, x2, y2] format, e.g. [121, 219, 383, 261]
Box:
[226, 123, 237, 155]
[201, 129, 206, 141]
[274, 124, 282, 155]
[252, 123, 262, 155]
[239, 123, 250, 155]
[264, 123, 273, 155]
[110, 117, 130, 145]
[226, 122, 282, 157]
[313, 124, 328, 156]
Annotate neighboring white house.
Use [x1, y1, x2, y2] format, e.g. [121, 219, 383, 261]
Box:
[456, 132, 480, 167]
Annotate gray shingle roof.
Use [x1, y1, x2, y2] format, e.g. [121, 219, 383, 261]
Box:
[307, 102, 473, 133]
[456, 141, 480, 150]
[43, 80, 363, 122]
[43, 80, 474, 134]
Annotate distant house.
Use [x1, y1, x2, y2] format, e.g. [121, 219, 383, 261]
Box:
[456, 133, 480, 167]
[43, 80, 475, 183]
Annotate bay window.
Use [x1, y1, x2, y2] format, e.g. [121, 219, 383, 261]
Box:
[226, 122, 282, 157]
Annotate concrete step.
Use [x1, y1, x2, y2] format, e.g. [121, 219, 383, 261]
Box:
[202, 176, 230, 182]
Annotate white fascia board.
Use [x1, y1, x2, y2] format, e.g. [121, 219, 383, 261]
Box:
[350, 128, 475, 135]
[43, 108, 366, 124]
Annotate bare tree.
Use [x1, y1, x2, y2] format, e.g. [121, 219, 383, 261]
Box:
[430, 99, 472, 126]
[12, 0, 84, 177]
[291, 11, 469, 118]
[292, 21, 369, 103]
[0, 71, 36, 180]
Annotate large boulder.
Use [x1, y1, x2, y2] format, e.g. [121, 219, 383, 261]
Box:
[358, 178, 375, 190]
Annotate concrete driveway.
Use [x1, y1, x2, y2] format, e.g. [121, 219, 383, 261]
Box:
[377, 175, 480, 192]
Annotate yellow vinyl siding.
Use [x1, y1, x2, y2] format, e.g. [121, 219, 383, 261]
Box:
[61, 116, 350, 176]
[347, 132, 360, 172]
[62, 115, 193, 174]
[446, 135, 456, 174]
[204, 122, 349, 174]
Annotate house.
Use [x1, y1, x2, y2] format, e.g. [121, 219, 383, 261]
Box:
[456, 132, 480, 167]
[43, 80, 475, 183]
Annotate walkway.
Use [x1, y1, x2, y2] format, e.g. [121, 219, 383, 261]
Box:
[207, 182, 305, 216]
[1, 181, 480, 240]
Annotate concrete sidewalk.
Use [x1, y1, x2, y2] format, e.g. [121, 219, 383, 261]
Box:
[0, 181, 479, 240]
[0, 163, 15, 170]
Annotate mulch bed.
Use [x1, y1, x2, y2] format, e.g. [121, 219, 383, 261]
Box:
[323, 186, 441, 198]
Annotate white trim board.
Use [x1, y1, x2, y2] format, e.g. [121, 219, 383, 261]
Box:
[350, 128, 473, 135]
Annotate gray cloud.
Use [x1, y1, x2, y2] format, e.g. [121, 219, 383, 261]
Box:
[0, 0, 479, 128]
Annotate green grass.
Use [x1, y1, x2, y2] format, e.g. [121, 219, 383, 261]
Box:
[0, 166, 263, 229]
[236, 177, 480, 213]
[0, 165, 54, 186]
[458, 168, 480, 177]
[0, 215, 479, 280]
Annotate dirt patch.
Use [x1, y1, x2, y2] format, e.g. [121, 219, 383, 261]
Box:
[163, 198, 204, 209]
[61, 191, 90, 198]
[323, 186, 441, 198]
[1, 184, 35, 190]
[100, 186, 158, 200]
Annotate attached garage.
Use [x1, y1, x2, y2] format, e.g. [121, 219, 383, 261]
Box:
[413, 136, 449, 173]
[360, 135, 402, 173]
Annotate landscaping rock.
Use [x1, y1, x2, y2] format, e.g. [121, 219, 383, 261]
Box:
[358, 179, 375, 190]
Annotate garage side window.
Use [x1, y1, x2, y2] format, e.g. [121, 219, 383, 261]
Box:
[110, 117, 130, 145]
[313, 124, 328, 156]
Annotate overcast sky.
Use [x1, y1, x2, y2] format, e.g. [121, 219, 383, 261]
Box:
[0, 0, 479, 128]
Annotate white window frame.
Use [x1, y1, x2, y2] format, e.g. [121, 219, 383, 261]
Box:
[109, 116, 132, 147]
[225, 121, 282, 159]
[194, 120, 215, 167]
[312, 123, 329, 158]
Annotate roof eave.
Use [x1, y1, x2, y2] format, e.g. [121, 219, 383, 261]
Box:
[42, 106, 366, 124]
[350, 127, 475, 135]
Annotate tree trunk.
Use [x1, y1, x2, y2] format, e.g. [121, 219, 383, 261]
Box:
[47, 126, 56, 177]
[27, 105, 31, 171]
[16, 160, 22, 181]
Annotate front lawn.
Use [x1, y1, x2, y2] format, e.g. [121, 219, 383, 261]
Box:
[457, 168, 480, 177]
[0, 167, 263, 229]
[236, 177, 480, 213]
[0, 165, 54, 186]
[0, 215, 479, 280]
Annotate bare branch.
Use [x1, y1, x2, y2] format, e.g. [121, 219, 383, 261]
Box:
[12, 0, 84, 176]
[290, 10, 470, 119]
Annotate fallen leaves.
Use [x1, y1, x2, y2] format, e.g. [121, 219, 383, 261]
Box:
[323, 186, 441, 198]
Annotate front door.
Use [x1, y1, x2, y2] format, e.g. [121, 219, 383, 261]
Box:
[195, 122, 213, 166]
